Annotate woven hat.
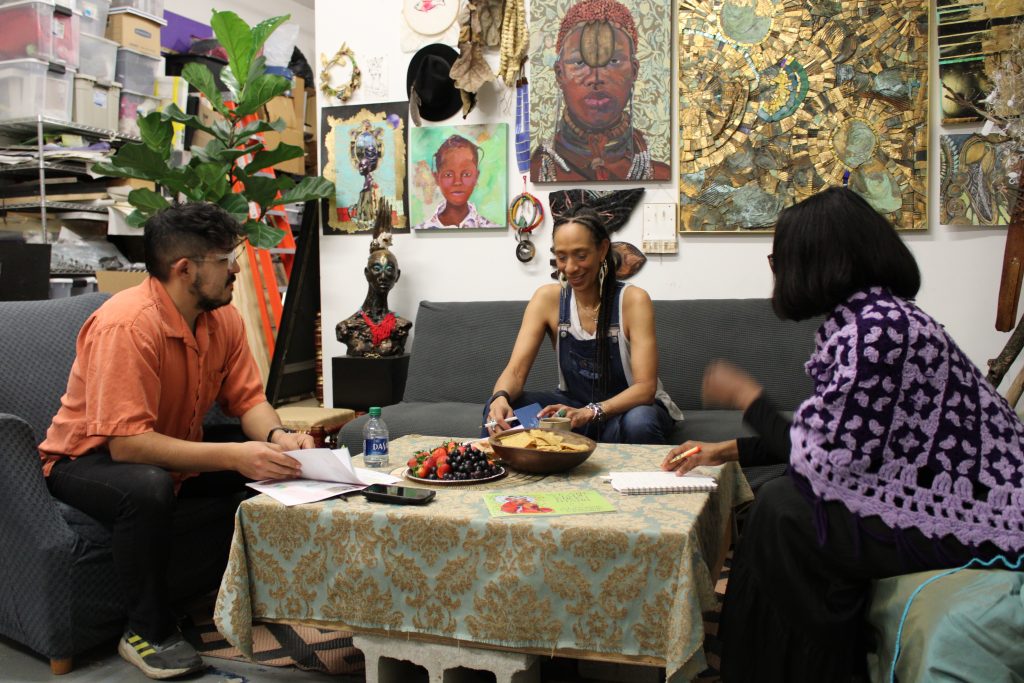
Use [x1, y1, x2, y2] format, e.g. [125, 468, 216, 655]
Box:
[406, 44, 465, 122]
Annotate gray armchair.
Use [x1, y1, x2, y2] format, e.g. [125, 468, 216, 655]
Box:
[0, 293, 126, 674]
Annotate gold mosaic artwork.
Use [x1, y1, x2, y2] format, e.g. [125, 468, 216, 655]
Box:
[678, 0, 929, 231]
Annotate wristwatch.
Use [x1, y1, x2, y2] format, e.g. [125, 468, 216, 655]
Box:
[266, 426, 296, 443]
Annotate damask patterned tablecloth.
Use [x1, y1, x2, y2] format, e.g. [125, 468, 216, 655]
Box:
[214, 435, 754, 680]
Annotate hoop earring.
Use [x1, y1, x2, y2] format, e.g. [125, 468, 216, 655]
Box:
[598, 261, 607, 294]
[559, 270, 569, 289]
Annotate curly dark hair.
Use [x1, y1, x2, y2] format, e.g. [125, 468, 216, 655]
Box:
[552, 208, 618, 397]
[771, 187, 921, 321]
[143, 203, 245, 281]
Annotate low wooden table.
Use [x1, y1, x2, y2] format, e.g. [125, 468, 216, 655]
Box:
[214, 435, 752, 681]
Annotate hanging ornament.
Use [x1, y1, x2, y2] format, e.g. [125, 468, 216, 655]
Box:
[509, 189, 544, 263]
[514, 77, 531, 175]
[320, 44, 361, 102]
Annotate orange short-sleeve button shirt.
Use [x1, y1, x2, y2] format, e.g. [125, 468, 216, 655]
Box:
[39, 276, 266, 477]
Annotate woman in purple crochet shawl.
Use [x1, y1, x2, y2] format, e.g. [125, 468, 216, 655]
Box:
[663, 187, 1024, 683]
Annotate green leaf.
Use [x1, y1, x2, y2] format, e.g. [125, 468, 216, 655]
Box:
[138, 112, 173, 158]
[91, 161, 136, 178]
[242, 174, 284, 209]
[220, 64, 242, 102]
[235, 118, 284, 139]
[159, 103, 216, 137]
[278, 176, 335, 205]
[246, 143, 303, 173]
[219, 193, 251, 222]
[243, 218, 285, 250]
[210, 11, 254, 94]
[211, 118, 235, 144]
[96, 143, 172, 181]
[193, 140, 263, 165]
[195, 162, 231, 200]
[126, 209, 149, 228]
[127, 187, 170, 213]
[160, 166, 202, 200]
[182, 63, 228, 116]
[250, 16, 289, 55]
[235, 74, 291, 118]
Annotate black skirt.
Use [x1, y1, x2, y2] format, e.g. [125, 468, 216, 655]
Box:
[719, 472, 1000, 683]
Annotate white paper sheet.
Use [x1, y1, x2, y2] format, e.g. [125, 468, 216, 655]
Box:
[247, 447, 401, 506]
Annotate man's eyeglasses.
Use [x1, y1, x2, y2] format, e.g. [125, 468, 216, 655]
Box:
[767, 253, 775, 272]
[193, 245, 244, 267]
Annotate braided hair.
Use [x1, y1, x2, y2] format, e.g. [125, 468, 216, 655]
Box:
[552, 208, 618, 397]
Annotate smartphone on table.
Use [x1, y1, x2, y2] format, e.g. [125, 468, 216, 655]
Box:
[361, 483, 436, 505]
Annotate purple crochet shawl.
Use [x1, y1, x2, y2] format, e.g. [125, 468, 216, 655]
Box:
[790, 288, 1024, 553]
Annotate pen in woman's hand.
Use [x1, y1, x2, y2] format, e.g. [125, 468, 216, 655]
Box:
[668, 445, 701, 465]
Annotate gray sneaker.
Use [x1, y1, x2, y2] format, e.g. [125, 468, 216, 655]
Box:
[118, 630, 204, 680]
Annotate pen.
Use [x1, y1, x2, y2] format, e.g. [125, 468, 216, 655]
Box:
[668, 445, 701, 465]
[483, 415, 520, 430]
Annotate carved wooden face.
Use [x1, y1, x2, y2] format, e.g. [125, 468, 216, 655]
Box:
[365, 250, 400, 294]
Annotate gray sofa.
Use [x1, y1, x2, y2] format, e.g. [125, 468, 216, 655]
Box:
[338, 298, 822, 481]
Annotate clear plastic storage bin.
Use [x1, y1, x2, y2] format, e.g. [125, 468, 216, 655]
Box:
[77, 0, 108, 36]
[0, 0, 80, 67]
[114, 46, 159, 93]
[109, 0, 160, 18]
[78, 31, 116, 82]
[73, 73, 118, 130]
[0, 58, 74, 120]
[118, 87, 156, 136]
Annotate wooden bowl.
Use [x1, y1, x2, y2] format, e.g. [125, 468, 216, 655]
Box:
[488, 427, 597, 474]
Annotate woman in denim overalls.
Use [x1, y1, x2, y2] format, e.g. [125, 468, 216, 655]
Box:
[484, 209, 681, 443]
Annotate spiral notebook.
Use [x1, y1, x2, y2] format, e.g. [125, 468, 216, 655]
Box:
[608, 471, 717, 495]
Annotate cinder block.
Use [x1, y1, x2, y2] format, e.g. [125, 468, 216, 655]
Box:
[353, 634, 540, 683]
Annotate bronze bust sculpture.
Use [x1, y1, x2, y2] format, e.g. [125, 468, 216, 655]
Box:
[336, 200, 412, 357]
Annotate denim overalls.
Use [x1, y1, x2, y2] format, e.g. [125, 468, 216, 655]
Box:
[483, 282, 673, 443]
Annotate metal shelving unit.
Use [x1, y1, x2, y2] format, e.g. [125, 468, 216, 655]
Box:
[0, 116, 140, 238]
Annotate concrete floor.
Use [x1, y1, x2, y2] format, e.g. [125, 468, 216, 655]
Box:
[0, 634, 352, 683]
[0, 633, 667, 682]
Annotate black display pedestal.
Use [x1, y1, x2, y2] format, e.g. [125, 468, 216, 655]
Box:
[332, 354, 411, 411]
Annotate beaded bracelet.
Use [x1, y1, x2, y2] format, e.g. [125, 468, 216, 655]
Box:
[585, 402, 605, 423]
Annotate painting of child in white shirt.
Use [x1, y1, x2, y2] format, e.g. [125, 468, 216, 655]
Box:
[410, 125, 507, 230]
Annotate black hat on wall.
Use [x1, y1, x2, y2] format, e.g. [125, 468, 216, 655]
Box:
[406, 44, 464, 122]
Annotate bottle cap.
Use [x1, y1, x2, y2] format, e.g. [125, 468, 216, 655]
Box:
[369, 406, 382, 417]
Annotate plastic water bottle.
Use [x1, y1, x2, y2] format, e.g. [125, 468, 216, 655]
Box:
[362, 407, 389, 469]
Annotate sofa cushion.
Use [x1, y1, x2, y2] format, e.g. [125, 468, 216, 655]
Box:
[403, 301, 558, 404]
[654, 298, 819, 412]
[0, 293, 109, 442]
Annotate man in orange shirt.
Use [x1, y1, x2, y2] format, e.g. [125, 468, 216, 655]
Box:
[39, 203, 314, 680]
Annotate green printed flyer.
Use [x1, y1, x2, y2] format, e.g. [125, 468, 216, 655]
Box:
[483, 490, 617, 517]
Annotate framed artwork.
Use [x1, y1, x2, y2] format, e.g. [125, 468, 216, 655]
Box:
[938, 0, 1024, 124]
[319, 102, 409, 235]
[678, 0, 929, 231]
[940, 133, 1018, 226]
[528, 0, 673, 182]
[409, 123, 508, 230]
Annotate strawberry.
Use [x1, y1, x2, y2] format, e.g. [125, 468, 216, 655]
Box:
[436, 462, 451, 479]
[407, 456, 419, 468]
[431, 446, 447, 460]
[416, 462, 431, 478]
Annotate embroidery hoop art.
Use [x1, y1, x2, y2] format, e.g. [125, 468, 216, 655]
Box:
[320, 45, 362, 102]
[402, 0, 459, 35]
[509, 191, 544, 262]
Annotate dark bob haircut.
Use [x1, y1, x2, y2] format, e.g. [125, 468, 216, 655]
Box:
[771, 187, 921, 321]
[143, 202, 245, 281]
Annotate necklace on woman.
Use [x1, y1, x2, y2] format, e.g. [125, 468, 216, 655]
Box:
[577, 298, 600, 323]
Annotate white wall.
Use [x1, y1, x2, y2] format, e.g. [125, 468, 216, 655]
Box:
[314, 0, 1016, 407]
[167, 0, 314, 64]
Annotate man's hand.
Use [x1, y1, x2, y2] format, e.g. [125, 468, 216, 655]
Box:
[271, 430, 315, 451]
[661, 440, 738, 476]
[702, 360, 763, 411]
[234, 442, 302, 481]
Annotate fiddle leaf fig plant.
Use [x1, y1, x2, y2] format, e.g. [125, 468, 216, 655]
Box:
[92, 10, 334, 249]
